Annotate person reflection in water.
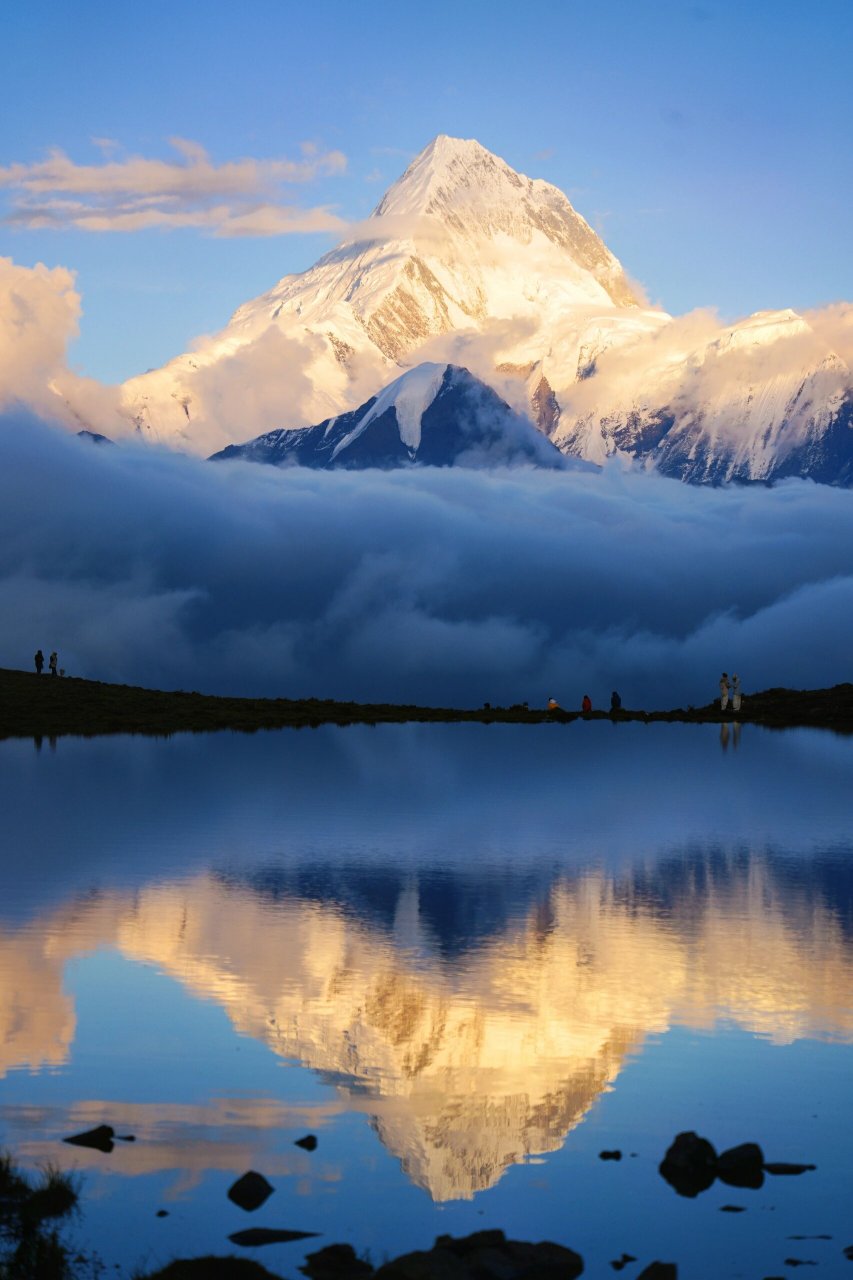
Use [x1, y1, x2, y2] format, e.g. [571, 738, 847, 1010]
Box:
[720, 721, 730, 752]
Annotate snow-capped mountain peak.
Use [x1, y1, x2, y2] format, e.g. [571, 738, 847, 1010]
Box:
[210, 362, 569, 472]
[111, 136, 853, 487]
[371, 134, 639, 309]
[119, 136, 648, 452]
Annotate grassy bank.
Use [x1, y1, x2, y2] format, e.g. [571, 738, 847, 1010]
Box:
[2, 667, 852, 740]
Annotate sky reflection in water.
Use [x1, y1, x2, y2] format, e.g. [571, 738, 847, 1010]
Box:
[0, 722, 851, 1277]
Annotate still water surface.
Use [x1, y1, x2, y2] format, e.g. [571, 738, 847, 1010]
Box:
[1, 722, 851, 1277]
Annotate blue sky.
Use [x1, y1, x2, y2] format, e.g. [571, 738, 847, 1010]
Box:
[2, 0, 851, 383]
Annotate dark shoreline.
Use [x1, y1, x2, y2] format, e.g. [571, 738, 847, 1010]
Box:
[2, 667, 853, 740]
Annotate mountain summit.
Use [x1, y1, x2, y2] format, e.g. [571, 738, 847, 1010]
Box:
[120, 136, 653, 453]
[114, 136, 853, 485]
[230, 133, 642, 364]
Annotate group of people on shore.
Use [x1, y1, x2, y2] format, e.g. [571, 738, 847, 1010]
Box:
[720, 672, 742, 711]
[547, 678, 743, 716]
[547, 691, 622, 714]
[34, 649, 59, 677]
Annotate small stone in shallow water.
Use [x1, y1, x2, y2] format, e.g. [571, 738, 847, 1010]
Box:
[599, 1149, 623, 1160]
[229, 1228, 319, 1247]
[720, 1205, 746, 1212]
[226, 1171, 274, 1212]
[659, 1131, 717, 1198]
[156, 1209, 169, 1218]
[610, 1253, 637, 1271]
[637, 1265, 677, 1279]
[765, 1162, 816, 1175]
[63, 1124, 115, 1153]
[295, 1134, 318, 1151]
[717, 1142, 764, 1188]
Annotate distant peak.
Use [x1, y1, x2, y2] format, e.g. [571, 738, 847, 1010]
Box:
[403, 134, 508, 181]
[420, 134, 494, 159]
[374, 136, 530, 222]
[368, 138, 639, 308]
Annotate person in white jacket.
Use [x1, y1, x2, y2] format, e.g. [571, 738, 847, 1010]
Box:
[732, 673, 742, 712]
[720, 672, 730, 711]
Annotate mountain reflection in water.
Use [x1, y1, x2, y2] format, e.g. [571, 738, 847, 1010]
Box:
[2, 851, 850, 1202]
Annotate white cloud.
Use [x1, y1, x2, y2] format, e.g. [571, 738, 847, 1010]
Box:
[0, 257, 79, 414]
[3, 408, 853, 712]
[0, 257, 124, 430]
[0, 138, 348, 239]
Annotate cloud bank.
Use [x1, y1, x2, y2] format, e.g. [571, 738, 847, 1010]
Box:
[0, 256, 124, 430]
[2, 408, 852, 710]
[0, 138, 348, 238]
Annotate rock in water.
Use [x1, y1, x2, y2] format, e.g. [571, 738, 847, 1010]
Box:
[373, 1230, 583, 1279]
[227, 1171, 274, 1212]
[611, 1253, 638, 1271]
[295, 1134, 318, 1151]
[300, 1243, 375, 1279]
[637, 1265, 678, 1279]
[63, 1124, 115, 1153]
[229, 1229, 319, 1247]
[717, 1142, 765, 1188]
[659, 1131, 717, 1197]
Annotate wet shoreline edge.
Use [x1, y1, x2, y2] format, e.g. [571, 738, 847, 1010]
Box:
[3, 668, 852, 740]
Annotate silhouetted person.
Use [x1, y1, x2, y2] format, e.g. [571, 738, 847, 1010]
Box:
[719, 672, 730, 711]
[49, 651, 58, 677]
[34, 649, 44, 674]
[732, 673, 742, 711]
[582, 694, 592, 713]
[610, 690, 622, 712]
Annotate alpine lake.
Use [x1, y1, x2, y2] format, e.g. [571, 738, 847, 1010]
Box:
[1, 720, 851, 1278]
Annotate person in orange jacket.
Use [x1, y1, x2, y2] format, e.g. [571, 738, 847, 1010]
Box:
[582, 694, 592, 713]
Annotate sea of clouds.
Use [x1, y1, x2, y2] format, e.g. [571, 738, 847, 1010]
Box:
[2, 406, 852, 710]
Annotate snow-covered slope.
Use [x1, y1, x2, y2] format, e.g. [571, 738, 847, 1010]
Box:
[118, 135, 658, 454]
[554, 308, 853, 484]
[210, 362, 567, 470]
[113, 134, 853, 485]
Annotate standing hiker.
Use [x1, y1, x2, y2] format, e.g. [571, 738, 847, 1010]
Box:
[732, 673, 742, 712]
[719, 672, 730, 711]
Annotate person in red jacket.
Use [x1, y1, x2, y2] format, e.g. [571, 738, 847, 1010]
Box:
[582, 694, 592, 713]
